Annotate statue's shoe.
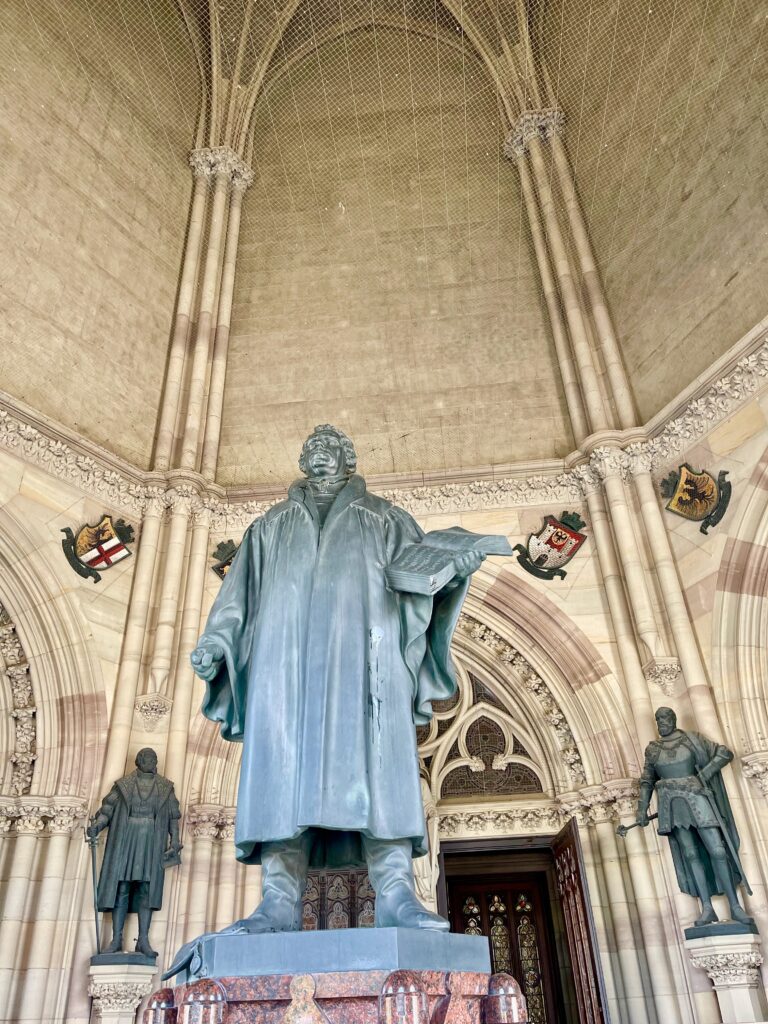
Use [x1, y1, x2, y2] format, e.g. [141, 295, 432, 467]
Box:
[220, 892, 302, 934]
[730, 905, 754, 925]
[135, 940, 158, 958]
[375, 887, 450, 932]
[694, 906, 718, 927]
[104, 937, 124, 954]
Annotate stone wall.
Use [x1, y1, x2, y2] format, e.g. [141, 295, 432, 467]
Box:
[0, 0, 199, 468]
[218, 26, 572, 487]
[539, 0, 768, 421]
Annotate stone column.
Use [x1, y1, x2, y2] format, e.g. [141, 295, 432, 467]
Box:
[590, 447, 666, 665]
[628, 446, 722, 739]
[200, 165, 252, 479]
[545, 117, 636, 429]
[0, 808, 45, 1009]
[100, 494, 165, 790]
[214, 815, 238, 932]
[154, 155, 211, 471]
[588, 799, 652, 1024]
[687, 933, 768, 1024]
[148, 488, 195, 697]
[610, 786, 686, 1024]
[506, 134, 589, 443]
[183, 810, 220, 943]
[88, 963, 156, 1024]
[181, 148, 248, 472]
[505, 114, 608, 434]
[17, 804, 86, 1022]
[163, 504, 212, 793]
[576, 470, 656, 750]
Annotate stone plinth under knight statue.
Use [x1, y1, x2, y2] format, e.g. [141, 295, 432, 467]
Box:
[168, 425, 508, 975]
[88, 748, 182, 959]
[633, 707, 753, 932]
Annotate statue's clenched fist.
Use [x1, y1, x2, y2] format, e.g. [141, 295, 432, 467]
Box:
[190, 642, 225, 681]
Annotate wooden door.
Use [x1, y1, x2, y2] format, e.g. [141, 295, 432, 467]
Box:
[552, 819, 609, 1024]
[447, 872, 560, 1024]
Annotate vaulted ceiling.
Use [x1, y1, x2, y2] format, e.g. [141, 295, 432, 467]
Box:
[1, 0, 765, 482]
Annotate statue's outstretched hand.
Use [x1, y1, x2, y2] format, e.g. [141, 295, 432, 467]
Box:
[190, 643, 225, 681]
[453, 551, 486, 578]
[637, 809, 650, 827]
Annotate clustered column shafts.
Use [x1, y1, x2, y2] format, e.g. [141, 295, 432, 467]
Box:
[505, 106, 724, 750]
[153, 166, 210, 471]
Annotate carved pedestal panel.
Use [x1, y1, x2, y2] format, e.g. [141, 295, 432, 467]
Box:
[89, 962, 157, 1023]
[686, 932, 768, 1024]
[143, 970, 527, 1023]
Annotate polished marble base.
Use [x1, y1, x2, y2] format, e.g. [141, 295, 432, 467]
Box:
[144, 967, 528, 1024]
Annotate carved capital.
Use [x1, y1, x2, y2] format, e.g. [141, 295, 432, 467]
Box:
[15, 807, 45, 834]
[642, 657, 681, 696]
[186, 805, 236, 841]
[571, 463, 602, 496]
[219, 811, 236, 841]
[88, 978, 154, 1013]
[689, 950, 763, 987]
[48, 802, 88, 834]
[503, 108, 565, 158]
[589, 446, 630, 482]
[189, 147, 253, 190]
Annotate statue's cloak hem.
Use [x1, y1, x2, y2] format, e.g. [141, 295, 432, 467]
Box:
[645, 731, 743, 898]
[199, 474, 469, 868]
[95, 772, 180, 911]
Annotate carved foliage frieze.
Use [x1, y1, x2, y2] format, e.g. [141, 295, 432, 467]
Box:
[0, 602, 36, 795]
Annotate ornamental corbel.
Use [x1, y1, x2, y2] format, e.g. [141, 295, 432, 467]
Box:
[642, 657, 681, 696]
[134, 693, 173, 731]
[740, 752, 768, 798]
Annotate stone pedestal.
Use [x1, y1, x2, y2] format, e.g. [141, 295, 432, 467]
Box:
[686, 931, 768, 1024]
[89, 962, 157, 1023]
[144, 969, 528, 1023]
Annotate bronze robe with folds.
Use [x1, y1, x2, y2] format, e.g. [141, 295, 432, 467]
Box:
[95, 771, 180, 911]
[198, 474, 469, 868]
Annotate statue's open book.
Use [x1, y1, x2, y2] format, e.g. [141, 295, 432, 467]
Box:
[385, 527, 512, 595]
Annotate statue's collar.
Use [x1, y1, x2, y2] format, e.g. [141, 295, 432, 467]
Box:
[289, 474, 366, 524]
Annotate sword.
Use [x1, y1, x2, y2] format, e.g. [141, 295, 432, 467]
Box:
[697, 770, 752, 895]
[616, 813, 657, 838]
[85, 820, 101, 953]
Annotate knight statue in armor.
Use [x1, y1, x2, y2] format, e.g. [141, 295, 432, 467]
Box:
[87, 748, 182, 957]
[188, 425, 491, 937]
[637, 707, 752, 928]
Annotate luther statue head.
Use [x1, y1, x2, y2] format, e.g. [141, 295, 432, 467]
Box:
[135, 748, 158, 775]
[298, 425, 357, 481]
[655, 707, 678, 737]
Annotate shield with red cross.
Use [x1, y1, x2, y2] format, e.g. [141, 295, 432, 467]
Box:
[62, 515, 135, 583]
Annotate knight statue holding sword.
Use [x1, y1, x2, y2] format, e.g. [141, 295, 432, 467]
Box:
[618, 707, 752, 930]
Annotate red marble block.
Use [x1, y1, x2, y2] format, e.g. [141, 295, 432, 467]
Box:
[177, 979, 227, 1024]
[144, 969, 527, 1023]
[483, 974, 528, 1023]
[379, 970, 430, 1023]
[144, 987, 177, 1024]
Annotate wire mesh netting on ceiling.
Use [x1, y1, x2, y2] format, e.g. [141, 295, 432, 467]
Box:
[1, 0, 765, 482]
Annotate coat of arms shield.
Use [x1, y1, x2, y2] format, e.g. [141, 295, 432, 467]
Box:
[62, 515, 135, 583]
[514, 511, 587, 580]
[660, 464, 731, 534]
